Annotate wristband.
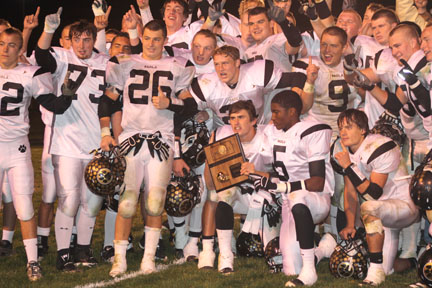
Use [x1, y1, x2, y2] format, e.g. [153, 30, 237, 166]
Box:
[303, 82, 314, 93]
[344, 163, 367, 187]
[167, 98, 185, 113]
[174, 139, 182, 159]
[128, 28, 138, 39]
[101, 126, 111, 138]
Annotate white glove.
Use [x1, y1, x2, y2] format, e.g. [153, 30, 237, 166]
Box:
[44, 7, 62, 33]
[92, 0, 108, 16]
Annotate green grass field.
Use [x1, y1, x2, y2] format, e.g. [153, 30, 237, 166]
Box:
[0, 147, 420, 287]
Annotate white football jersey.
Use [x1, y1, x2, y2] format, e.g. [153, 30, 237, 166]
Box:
[189, 59, 289, 127]
[245, 33, 298, 72]
[400, 103, 429, 141]
[167, 21, 203, 49]
[262, 121, 335, 195]
[106, 54, 195, 146]
[47, 48, 110, 159]
[353, 36, 387, 127]
[348, 133, 411, 201]
[0, 64, 53, 141]
[293, 56, 358, 139]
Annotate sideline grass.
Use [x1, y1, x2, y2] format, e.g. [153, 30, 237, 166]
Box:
[0, 147, 419, 287]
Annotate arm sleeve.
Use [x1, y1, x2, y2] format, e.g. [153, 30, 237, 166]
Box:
[139, 6, 154, 26]
[94, 29, 108, 55]
[34, 46, 57, 74]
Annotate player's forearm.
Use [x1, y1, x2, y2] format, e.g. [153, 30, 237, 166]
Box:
[304, 176, 325, 192]
[300, 89, 314, 114]
[94, 29, 107, 54]
[22, 28, 33, 54]
[100, 117, 111, 129]
[37, 31, 54, 50]
[37, 93, 72, 114]
[343, 182, 358, 228]
[110, 111, 123, 141]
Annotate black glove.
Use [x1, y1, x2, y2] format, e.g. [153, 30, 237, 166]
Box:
[208, 0, 225, 21]
[262, 199, 281, 228]
[252, 174, 277, 192]
[147, 132, 170, 162]
[343, 46, 361, 73]
[266, 0, 285, 24]
[353, 69, 375, 91]
[61, 73, 80, 97]
[397, 59, 418, 86]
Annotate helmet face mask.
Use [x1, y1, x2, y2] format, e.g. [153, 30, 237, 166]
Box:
[165, 172, 201, 217]
[85, 147, 126, 196]
[264, 237, 283, 273]
[180, 117, 210, 168]
[236, 232, 264, 258]
[329, 234, 368, 280]
[410, 163, 432, 210]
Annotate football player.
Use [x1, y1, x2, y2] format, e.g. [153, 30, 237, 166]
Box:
[35, 10, 111, 271]
[199, 100, 275, 273]
[0, 27, 76, 281]
[99, 19, 196, 277]
[334, 109, 419, 285]
[250, 91, 335, 286]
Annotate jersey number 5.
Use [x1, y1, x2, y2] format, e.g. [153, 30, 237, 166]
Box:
[273, 145, 289, 181]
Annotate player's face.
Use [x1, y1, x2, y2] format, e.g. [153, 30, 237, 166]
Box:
[415, 0, 427, 9]
[214, 54, 240, 85]
[389, 31, 417, 66]
[240, 13, 255, 46]
[248, 13, 272, 44]
[421, 27, 432, 62]
[109, 36, 131, 57]
[71, 32, 95, 59]
[60, 27, 71, 49]
[163, 1, 186, 31]
[106, 32, 117, 44]
[336, 12, 361, 41]
[320, 33, 345, 67]
[371, 18, 396, 46]
[191, 34, 216, 65]
[338, 119, 365, 152]
[273, 0, 291, 16]
[271, 103, 295, 131]
[0, 33, 21, 69]
[229, 109, 257, 140]
[142, 28, 166, 60]
[363, 8, 374, 26]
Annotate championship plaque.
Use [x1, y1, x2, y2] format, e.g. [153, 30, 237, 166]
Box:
[204, 134, 248, 192]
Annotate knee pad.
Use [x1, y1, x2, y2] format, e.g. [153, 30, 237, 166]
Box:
[85, 193, 104, 217]
[360, 201, 380, 218]
[364, 219, 384, 235]
[14, 194, 34, 221]
[287, 190, 306, 206]
[217, 187, 238, 205]
[208, 189, 218, 202]
[118, 189, 138, 218]
[145, 186, 166, 216]
[57, 193, 80, 217]
[215, 201, 234, 230]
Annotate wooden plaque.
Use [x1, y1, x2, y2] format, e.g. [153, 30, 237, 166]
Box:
[204, 134, 248, 192]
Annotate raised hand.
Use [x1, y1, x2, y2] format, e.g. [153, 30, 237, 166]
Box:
[23, 6, 40, 30]
[266, 0, 286, 24]
[94, 5, 111, 30]
[44, 7, 62, 34]
[306, 56, 319, 85]
[343, 46, 362, 73]
[123, 5, 139, 30]
[92, 0, 108, 16]
[208, 0, 226, 21]
[353, 69, 375, 91]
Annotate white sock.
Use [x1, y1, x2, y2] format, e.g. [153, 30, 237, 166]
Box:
[298, 248, 317, 285]
[173, 216, 188, 249]
[104, 209, 117, 247]
[114, 240, 128, 257]
[144, 226, 161, 258]
[55, 209, 74, 250]
[2, 229, 14, 242]
[188, 236, 199, 246]
[23, 238, 38, 263]
[202, 238, 214, 252]
[37, 226, 50, 237]
[369, 262, 383, 271]
[76, 211, 96, 246]
[216, 229, 232, 256]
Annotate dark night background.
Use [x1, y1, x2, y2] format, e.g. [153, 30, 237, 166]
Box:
[0, 0, 404, 145]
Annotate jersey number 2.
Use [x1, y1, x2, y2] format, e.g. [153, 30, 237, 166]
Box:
[0, 82, 24, 116]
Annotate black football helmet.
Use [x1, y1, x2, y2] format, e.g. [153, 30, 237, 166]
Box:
[84, 147, 126, 196]
[418, 244, 432, 286]
[165, 172, 201, 217]
[330, 137, 344, 175]
[236, 232, 264, 258]
[264, 237, 283, 273]
[180, 117, 210, 168]
[410, 161, 432, 210]
[370, 110, 406, 148]
[329, 233, 368, 280]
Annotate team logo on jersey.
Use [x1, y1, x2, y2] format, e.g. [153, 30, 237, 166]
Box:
[18, 145, 26, 153]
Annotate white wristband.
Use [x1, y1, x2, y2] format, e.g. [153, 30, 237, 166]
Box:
[303, 82, 314, 93]
[101, 127, 111, 138]
[128, 28, 138, 39]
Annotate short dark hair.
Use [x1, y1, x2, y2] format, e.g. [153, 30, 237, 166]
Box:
[337, 109, 369, 134]
[213, 45, 240, 61]
[69, 19, 97, 41]
[111, 32, 130, 44]
[161, 0, 189, 19]
[106, 28, 120, 36]
[192, 29, 217, 48]
[371, 8, 399, 25]
[1, 27, 23, 49]
[321, 26, 348, 46]
[0, 19, 11, 28]
[144, 20, 167, 39]
[229, 100, 257, 120]
[366, 3, 384, 14]
[390, 23, 420, 44]
[248, 7, 270, 21]
[272, 90, 303, 117]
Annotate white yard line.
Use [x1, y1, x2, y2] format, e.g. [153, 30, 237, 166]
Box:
[75, 258, 186, 288]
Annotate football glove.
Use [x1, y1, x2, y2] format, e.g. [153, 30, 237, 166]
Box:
[44, 7, 62, 33]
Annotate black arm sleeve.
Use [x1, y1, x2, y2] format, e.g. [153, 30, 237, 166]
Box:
[173, 98, 199, 137]
[131, 38, 142, 55]
[383, 90, 404, 116]
[98, 94, 122, 119]
[308, 159, 326, 178]
[193, 0, 210, 22]
[36, 93, 72, 114]
[35, 46, 57, 74]
[276, 72, 307, 89]
[410, 82, 431, 116]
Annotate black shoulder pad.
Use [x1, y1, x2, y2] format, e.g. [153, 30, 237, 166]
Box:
[292, 59, 308, 70]
[413, 56, 428, 73]
[34, 66, 50, 77]
[367, 140, 397, 164]
[374, 49, 383, 69]
[264, 60, 274, 87]
[300, 124, 332, 139]
[186, 60, 195, 67]
[191, 78, 206, 102]
[109, 56, 119, 64]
